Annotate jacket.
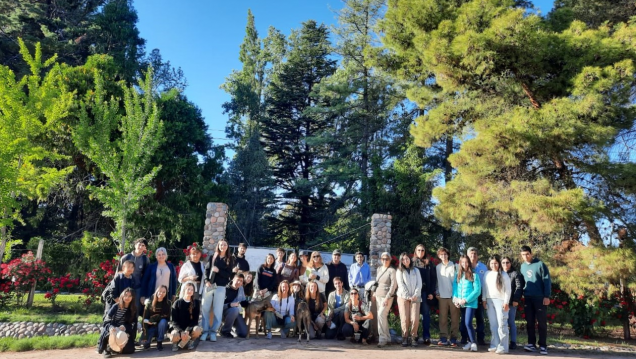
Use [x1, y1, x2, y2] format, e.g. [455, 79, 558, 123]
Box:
[177, 260, 206, 297]
[452, 273, 481, 309]
[414, 259, 437, 297]
[436, 261, 456, 299]
[142, 262, 178, 299]
[326, 261, 350, 294]
[327, 289, 350, 316]
[170, 297, 201, 332]
[506, 269, 525, 304]
[396, 268, 422, 301]
[206, 254, 234, 287]
[300, 264, 329, 294]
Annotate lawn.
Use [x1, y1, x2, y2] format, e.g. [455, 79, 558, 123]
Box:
[0, 293, 103, 325]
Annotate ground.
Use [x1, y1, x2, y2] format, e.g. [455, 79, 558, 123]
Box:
[3, 339, 635, 359]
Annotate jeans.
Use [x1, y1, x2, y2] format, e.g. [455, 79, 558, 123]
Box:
[461, 307, 477, 343]
[263, 311, 295, 335]
[525, 296, 547, 347]
[201, 285, 226, 335]
[508, 305, 517, 344]
[460, 300, 485, 343]
[420, 299, 431, 340]
[486, 298, 509, 352]
[145, 318, 168, 342]
[221, 306, 248, 338]
[342, 321, 370, 341]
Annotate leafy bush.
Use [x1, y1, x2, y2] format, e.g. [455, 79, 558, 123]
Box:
[0, 252, 50, 307]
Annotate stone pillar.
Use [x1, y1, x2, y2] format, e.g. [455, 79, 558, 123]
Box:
[368, 213, 392, 278]
[202, 203, 228, 255]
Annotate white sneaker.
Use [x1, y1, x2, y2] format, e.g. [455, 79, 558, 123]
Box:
[495, 348, 507, 354]
[488, 347, 497, 352]
[463, 342, 472, 351]
[471, 343, 478, 352]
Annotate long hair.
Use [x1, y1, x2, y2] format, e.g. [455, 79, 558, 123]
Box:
[398, 252, 413, 271]
[502, 256, 516, 273]
[216, 240, 233, 267]
[262, 253, 275, 269]
[151, 285, 170, 314]
[118, 287, 137, 323]
[183, 282, 196, 320]
[413, 244, 429, 267]
[305, 281, 323, 311]
[310, 251, 323, 268]
[488, 255, 504, 292]
[241, 271, 255, 297]
[286, 252, 298, 267]
[278, 280, 290, 299]
[457, 255, 474, 282]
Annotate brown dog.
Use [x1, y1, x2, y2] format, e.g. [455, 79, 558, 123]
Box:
[295, 301, 311, 343]
[245, 293, 272, 339]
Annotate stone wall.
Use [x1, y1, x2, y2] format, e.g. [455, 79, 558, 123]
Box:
[202, 203, 228, 255]
[0, 322, 100, 339]
[368, 213, 392, 278]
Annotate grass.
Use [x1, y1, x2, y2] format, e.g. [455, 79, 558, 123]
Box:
[0, 293, 103, 324]
[0, 333, 99, 352]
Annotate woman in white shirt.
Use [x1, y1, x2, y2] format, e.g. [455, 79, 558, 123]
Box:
[396, 252, 422, 347]
[263, 280, 296, 339]
[482, 255, 511, 354]
[300, 251, 329, 295]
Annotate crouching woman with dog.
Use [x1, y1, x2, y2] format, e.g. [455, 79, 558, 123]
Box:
[263, 280, 296, 339]
[169, 283, 202, 351]
[341, 288, 373, 345]
[98, 287, 138, 358]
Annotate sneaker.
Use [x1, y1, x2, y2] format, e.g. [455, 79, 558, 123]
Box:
[524, 344, 537, 352]
[209, 332, 217, 342]
[488, 347, 497, 352]
[157, 342, 163, 351]
[280, 330, 286, 339]
[187, 340, 196, 350]
[172, 343, 179, 352]
[450, 340, 458, 347]
[266, 331, 272, 340]
[539, 347, 548, 355]
[463, 342, 472, 351]
[411, 338, 418, 347]
[495, 347, 506, 354]
[438, 340, 449, 346]
[510, 342, 517, 350]
[103, 350, 113, 358]
[471, 343, 478, 352]
[143, 342, 150, 350]
[200, 333, 208, 341]
[418, 338, 425, 344]
[402, 337, 409, 347]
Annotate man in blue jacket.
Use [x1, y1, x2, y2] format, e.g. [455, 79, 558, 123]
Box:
[520, 245, 551, 356]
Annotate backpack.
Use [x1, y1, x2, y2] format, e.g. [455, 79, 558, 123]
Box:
[101, 278, 116, 305]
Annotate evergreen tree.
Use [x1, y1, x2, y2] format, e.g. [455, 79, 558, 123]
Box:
[261, 20, 338, 247]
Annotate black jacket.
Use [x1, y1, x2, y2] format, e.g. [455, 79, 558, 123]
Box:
[206, 254, 234, 287]
[326, 261, 350, 295]
[507, 269, 525, 305]
[170, 298, 201, 332]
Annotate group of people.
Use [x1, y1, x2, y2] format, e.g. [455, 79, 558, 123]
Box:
[99, 238, 552, 357]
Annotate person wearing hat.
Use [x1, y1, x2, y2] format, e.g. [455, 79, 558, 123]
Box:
[98, 287, 138, 357]
[117, 238, 150, 317]
[349, 252, 371, 299]
[326, 249, 350, 296]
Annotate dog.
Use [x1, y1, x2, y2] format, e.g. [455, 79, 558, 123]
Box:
[295, 301, 311, 343]
[245, 293, 272, 339]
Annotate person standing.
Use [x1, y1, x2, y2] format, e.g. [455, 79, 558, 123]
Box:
[396, 252, 422, 347]
[301, 252, 329, 295]
[118, 238, 150, 316]
[143, 247, 177, 302]
[277, 251, 300, 283]
[462, 247, 487, 345]
[413, 244, 436, 345]
[436, 247, 460, 347]
[482, 256, 511, 354]
[453, 255, 481, 352]
[502, 256, 524, 350]
[348, 252, 371, 297]
[177, 245, 205, 300]
[275, 248, 286, 272]
[326, 249, 350, 295]
[234, 243, 250, 272]
[375, 252, 397, 348]
[520, 246, 551, 356]
[201, 240, 234, 342]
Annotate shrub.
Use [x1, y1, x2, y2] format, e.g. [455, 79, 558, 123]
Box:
[0, 252, 50, 307]
[45, 274, 79, 308]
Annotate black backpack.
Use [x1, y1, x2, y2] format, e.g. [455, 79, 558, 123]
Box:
[101, 278, 116, 305]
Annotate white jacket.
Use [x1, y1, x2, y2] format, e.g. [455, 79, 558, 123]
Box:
[177, 260, 206, 297]
[396, 267, 422, 302]
[300, 264, 329, 294]
[482, 270, 511, 303]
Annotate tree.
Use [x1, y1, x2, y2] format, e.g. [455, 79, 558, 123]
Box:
[0, 39, 74, 261]
[381, 0, 636, 336]
[73, 68, 164, 252]
[549, 0, 636, 30]
[261, 20, 338, 247]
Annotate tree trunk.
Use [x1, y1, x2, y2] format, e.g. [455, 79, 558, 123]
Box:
[0, 225, 7, 264]
[120, 218, 126, 253]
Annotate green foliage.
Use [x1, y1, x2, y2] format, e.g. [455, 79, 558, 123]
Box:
[0, 39, 74, 235]
[73, 68, 164, 250]
[0, 333, 100, 352]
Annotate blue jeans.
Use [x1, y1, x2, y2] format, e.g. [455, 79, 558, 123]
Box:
[461, 307, 477, 343]
[460, 301, 485, 343]
[420, 299, 431, 340]
[201, 285, 226, 335]
[145, 318, 168, 342]
[508, 305, 517, 343]
[221, 306, 248, 338]
[263, 312, 295, 335]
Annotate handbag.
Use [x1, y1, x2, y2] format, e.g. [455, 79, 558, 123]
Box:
[205, 252, 219, 292]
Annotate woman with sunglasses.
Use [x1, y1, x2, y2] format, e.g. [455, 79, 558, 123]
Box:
[375, 252, 397, 348]
[502, 256, 524, 350]
[342, 288, 373, 345]
[301, 251, 329, 295]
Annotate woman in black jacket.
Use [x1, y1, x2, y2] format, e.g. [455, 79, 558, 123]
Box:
[413, 244, 437, 345]
[502, 256, 525, 350]
[98, 287, 137, 357]
[169, 282, 202, 351]
[255, 254, 278, 297]
[201, 239, 234, 341]
[142, 285, 171, 351]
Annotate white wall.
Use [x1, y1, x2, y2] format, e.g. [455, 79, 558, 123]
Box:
[229, 246, 356, 273]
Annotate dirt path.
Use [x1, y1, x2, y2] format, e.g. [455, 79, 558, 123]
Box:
[3, 339, 634, 359]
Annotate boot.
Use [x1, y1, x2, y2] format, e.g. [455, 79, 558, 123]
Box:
[401, 337, 408, 347]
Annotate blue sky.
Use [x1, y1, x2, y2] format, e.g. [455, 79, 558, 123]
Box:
[135, 0, 555, 152]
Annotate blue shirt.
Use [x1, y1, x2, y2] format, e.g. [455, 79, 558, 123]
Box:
[349, 262, 371, 287]
[473, 261, 488, 285]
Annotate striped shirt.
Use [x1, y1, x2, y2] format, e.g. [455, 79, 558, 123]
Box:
[113, 307, 127, 324]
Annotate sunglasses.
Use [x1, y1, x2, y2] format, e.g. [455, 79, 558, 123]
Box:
[502, 261, 511, 264]
[312, 255, 320, 258]
[381, 258, 390, 261]
[351, 292, 359, 295]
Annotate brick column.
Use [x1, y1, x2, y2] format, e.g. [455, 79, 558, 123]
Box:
[202, 202, 228, 255]
[368, 213, 392, 278]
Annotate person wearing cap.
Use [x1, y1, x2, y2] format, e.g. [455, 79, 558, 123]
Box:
[461, 247, 488, 346]
[326, 276, 350, 339]
[98, 287, 138, 357]
[118, 238, 150, 316]
[348, 252, 371, 299]
[290, 279, 305, 323]
[326, 249, 350, 296]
